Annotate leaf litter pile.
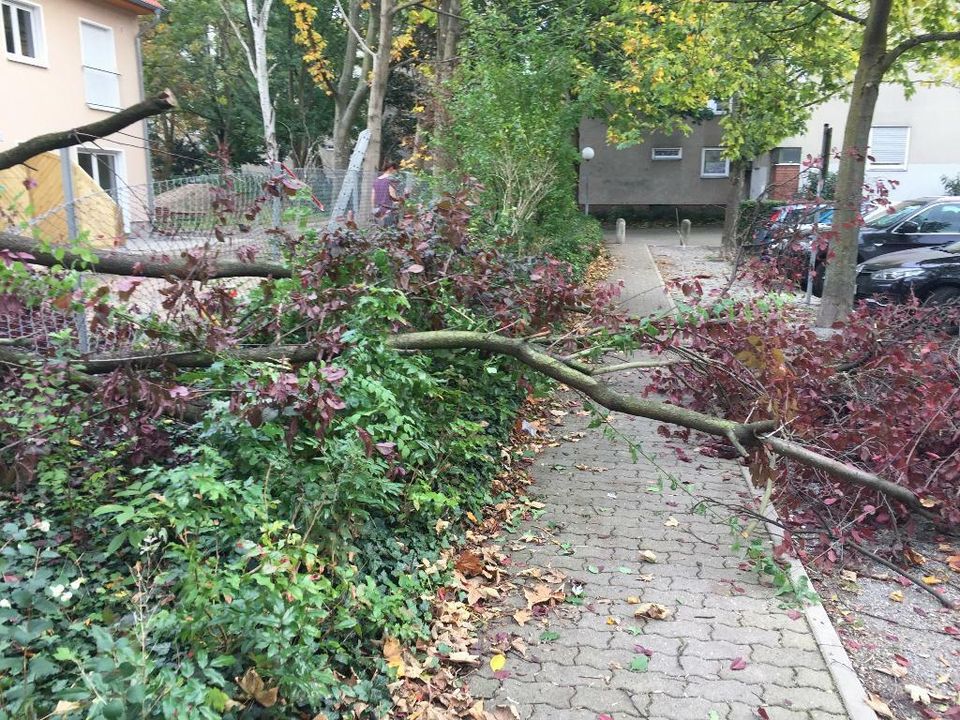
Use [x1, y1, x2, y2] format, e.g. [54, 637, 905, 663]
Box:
[386, 394, 578, 719]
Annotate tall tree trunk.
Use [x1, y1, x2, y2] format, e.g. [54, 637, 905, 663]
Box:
[430, 0, 462, 173]
[331, 0, 375, 170]
[361, 0, 395, 221]
[248, 0, 278, 167]
[721, 161, 746, 254]
[817, 0, 891, 327]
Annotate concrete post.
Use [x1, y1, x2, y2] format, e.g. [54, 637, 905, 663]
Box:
[616, 218, 626, 244]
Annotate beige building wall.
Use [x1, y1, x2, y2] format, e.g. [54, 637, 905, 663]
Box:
[750, 83, 960, 201]
[0, 0, 151, 191]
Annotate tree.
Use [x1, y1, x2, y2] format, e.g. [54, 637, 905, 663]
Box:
[220, 0, 281, 167]
[591, 0, 853, 251]
[817, 0, 960, 325]
[142, 0, 267, 173]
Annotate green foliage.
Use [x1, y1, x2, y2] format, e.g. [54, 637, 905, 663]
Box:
[942, 173, 960, 196]
[439, 0, 599, 256]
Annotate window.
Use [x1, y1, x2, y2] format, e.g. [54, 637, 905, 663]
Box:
[868, 126, 909, 170]
[701, 148, 729, 178]
[772, 147, 802, 165]
[78, 150, 118, 200]
[2, 0, 44, 65]
[908, 203, 960, 234]
[706, 98, 729, 115]
[80, 20, 120, 110]
[651, 147, 682, 161]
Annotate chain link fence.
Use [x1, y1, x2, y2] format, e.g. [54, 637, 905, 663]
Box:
[1, 166, 428, 355]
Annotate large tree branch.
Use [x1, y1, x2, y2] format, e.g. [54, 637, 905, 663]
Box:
[881, 31, 960, 74]
[0, 329, 936, 518]
[0, 232, 291, 279]
[0, 90, 177, 171]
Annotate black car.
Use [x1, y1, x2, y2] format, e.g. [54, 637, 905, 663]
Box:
[784, 197, 960, 296]
[858, 197, 960, 261]
[855, 240, 960, 305]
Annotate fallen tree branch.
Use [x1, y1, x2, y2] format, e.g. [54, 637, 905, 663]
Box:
[0, 232, 291, 279]
[758, 435, 933, 517]
[848, 541, 955, 608]
[0, 90, 178, 170]
[2, 329, 936, 520]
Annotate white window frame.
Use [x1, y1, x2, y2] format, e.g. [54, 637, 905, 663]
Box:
[74, 146, 130, 231]
[651, 147, 683, 161]
[867, 126, 910, 171]
[772, 147, 803, 166]
[1, 0, 47, 67]
[700, 148, 730, 178]
[79, 18, 121, 112]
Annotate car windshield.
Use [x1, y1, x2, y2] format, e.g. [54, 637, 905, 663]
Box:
[944, 240, 960, 254]
[863, 200, 926, 229]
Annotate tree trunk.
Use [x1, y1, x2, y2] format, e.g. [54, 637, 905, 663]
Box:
[429, 0, 462, 173]
[721, 161, 747, 254]
[817, 0, 891, 327]
[360, 0, 395, 222]
[331, 0, 375, 170]
[248, 0, 279, 167]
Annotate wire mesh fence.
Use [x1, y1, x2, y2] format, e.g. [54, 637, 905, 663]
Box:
[1, 166, 428, 356]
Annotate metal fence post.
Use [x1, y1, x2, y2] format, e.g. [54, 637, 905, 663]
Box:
[59, 149, 90, 354]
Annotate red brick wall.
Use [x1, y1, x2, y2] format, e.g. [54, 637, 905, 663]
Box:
[768, 164, 801, 201]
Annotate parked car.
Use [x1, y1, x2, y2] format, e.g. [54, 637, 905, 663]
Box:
[855, 240, 960, 305]
[858, 197, 960, 261]
[781, 197, 960, 296]
[753, 203, 834, 248]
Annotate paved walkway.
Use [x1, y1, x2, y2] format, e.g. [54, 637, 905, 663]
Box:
[467, 240, 853, 719]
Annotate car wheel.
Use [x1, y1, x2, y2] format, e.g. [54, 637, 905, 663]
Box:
[923, 286, 960, 306]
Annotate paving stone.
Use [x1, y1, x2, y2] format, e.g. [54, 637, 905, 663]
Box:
[457, 249, 849, 719]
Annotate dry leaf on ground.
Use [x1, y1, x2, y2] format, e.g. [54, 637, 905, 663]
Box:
[633, 603, 672, 620]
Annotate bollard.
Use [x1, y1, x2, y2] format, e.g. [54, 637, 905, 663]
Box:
[616, 218, 626, 245]
[679, 218, 691, 248]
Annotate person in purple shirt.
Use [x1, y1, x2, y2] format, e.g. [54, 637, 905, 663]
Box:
[371, 161, 401, 226]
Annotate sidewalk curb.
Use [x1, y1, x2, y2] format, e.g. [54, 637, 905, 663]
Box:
[642, 244, 677, 311]
[740, 466, 877, 720]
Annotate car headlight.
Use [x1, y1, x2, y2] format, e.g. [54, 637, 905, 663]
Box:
[872, 268, 926, 281]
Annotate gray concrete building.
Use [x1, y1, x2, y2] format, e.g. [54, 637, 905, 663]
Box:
[579, 83, 960, 212]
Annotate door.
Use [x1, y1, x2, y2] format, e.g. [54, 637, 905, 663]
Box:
[893, 202, 960, 251]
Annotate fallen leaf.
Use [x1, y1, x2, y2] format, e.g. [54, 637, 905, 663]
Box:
[889, 590, 904, 603]
[865, 694, 895, 719]
[946, 555, 960, 572]
[383, 637, 405, 677]
[490, 654, 506, 672]
[876, 665, 908, 679]
[634, 644, 653, 657]
[513, 609, 532, 626]
[237, 668, 279, 707]
[539, 630, 560, 643]
[447, 651, 480, 664]
[757, 709, 770, 720]
[730, 657, 747, 671]
[638, 550, 657, 563]
[841, 570, 858, 582]
[510, 637, 528, 657]
[468, 700, 485, 720]
[606, 616, 620, 626]
[638, 573, 654, 582]
[894, 653, 911, 667]
[626, 596, 641, 605]
[488, 705, 520, 720]
[664, 516, 679, 527]
[629, 655, 649, 672]
[922, 575, 942, 585]
[523, 583, 553, 608]
[597, 715, 614, 720]
[633, 603, 672, 620]
[786, 610, 802, 620]
[905, 684, 931, 705]
[904, 548, 927, 565]
[456, 551, 485, 577]
[51, 701, 83, 717]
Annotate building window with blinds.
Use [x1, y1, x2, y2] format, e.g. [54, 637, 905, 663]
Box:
[80, 19, 120, 111]
[868, 126, 910, 171]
